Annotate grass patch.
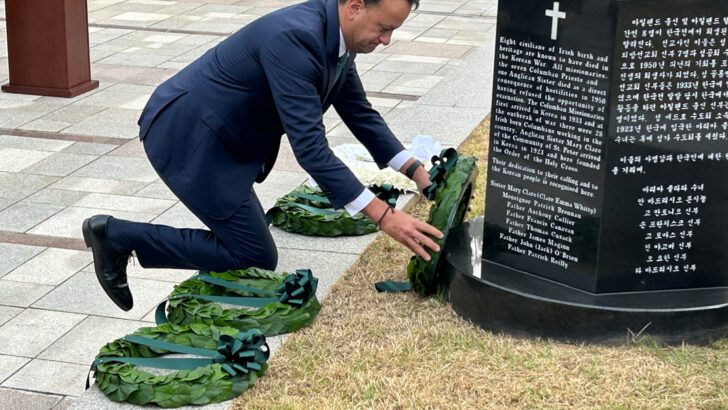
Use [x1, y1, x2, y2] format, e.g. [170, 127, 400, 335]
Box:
[232, 117, 728, 409]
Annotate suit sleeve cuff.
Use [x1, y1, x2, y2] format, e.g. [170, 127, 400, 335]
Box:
[344, 188, 375, 216]
[387, 150, 413, 172]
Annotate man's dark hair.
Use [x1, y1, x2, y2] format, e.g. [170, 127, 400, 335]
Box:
[338, 0, 420, 11]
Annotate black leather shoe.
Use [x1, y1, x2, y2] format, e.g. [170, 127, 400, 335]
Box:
[82, 215, 133, 311]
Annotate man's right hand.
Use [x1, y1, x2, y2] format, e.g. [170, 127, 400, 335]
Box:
[361, 197, 443, 260]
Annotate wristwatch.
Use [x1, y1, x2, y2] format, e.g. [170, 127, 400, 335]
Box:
[404, 159, 424, 179]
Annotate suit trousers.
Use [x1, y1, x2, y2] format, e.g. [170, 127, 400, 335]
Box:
[106, 142, 278, 273]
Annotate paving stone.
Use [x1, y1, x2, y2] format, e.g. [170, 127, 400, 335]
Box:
[0, 280, 53, 307]
[179, 21, 243, 34]
[120, 263, 196, 283]
[259, 170, 308, 188]
[0, 387, 61, 410]
[50, 176, 148, 195]
[395, 21, 433, 40]
[145, 15, 205, 31]
[32, 271, 175, 321]
[0, 135, 72, 152]
[4, 248, 92, 286]
[98, 51, 171, 68]
[73, 193, 175, 214]
[0, 92, 41, 103]
[417, 71, 492, 109]
[359, 70, 402, 92]
[71, 156, 157, 183]
[389, 72, 443, 89]
[272, 226, 378, 255]
[0, 309, 86, 357]
[2, 359, 90, 396]
[108, 139, 146, 158]
[23, 153, 98, 177]
[41, 105, 107, 125]
[0, 243, 45, 277]
[0, 148, 54, 172]
[0, 108, 47, 129]
[0, 99, 72, 116]
[38, 316, 149, 364]
[381, 84, 429, 96]
[61, 142, 117, 156]
[354, 52, 389, 65]
[64, 108, 142, 139]
[28, 207, 155, 239]
[150, 202, 206, 230]
[51, 397, 75, 410]
[372, 54, 448, 74]
[434, 15, 494, 31]
[90, 64, 177, 86]
[157, 61, 188, 70]
[108, 11, 171, 23]
[418, 1, 462, 13]
[0, 307, 22, 327]
[89, 47, 119, 63]
[18, 119, 73, 133]
[276, 248, 359, 300]
[254, 183, 303, 211]
[404, 12, 447, 28]
[0, 197, 16, 212]
[379, 40, 473, 59]
[0, 355, 29, 384]
[133, 181, 177, 200]
[0, 172, 59, 200]
[0, 202, 63, 233]
[75, 88, 151, 110]
[322, 116, 342, 130]
[140, 308, 158, 323]
[325, 122, 356, 139]
[389, 105, 488, 146]
[24, 189, 90, 207]
[265, 333, 288, 356]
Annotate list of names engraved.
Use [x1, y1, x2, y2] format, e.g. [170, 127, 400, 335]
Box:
[488, 35, 610, 270]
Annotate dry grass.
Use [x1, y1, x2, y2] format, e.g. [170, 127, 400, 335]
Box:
[232, 117, 728, 409]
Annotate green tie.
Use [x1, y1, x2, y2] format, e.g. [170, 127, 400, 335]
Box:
[334, 51, 349, 84]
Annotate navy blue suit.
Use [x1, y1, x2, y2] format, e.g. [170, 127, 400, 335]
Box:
[110, 0, 405, 272]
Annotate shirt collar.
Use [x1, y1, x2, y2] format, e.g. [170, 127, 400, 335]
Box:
[338, 27, 347, 57]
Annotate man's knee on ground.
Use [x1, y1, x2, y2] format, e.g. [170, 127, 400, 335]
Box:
[231, 246, 278, 271]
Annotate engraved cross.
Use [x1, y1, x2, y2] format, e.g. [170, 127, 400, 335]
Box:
[545, 2, 567, 41]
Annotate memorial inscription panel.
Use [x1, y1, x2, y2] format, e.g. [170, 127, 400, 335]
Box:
[484, 0, 728, 293]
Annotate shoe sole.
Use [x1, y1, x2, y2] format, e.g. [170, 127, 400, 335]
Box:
[82, 217, 133, 311]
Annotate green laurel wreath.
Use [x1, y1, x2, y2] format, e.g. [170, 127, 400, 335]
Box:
[265, 185, 378, 236]
[407, 149, 478, 295]
[162, 267, 321, 336]
[92, 323, 268, 407]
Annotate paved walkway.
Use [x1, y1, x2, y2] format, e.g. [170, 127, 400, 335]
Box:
[0, 0, 495, 408]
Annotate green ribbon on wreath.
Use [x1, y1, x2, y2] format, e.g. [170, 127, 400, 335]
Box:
[422, 148, 459, 201]
[155, 269, 318, 324]
[375, 148, 476, 294]
[92, 329, 269, 377]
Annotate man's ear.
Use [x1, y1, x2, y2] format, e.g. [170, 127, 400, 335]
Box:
[346, 0, 366, 18]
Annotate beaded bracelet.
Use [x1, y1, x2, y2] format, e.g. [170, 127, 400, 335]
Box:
[376, 206, 395, 226]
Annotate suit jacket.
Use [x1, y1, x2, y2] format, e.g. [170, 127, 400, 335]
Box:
[138, 0, 404, 219]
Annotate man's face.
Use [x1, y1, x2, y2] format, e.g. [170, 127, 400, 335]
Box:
[344, 0, 411, 53]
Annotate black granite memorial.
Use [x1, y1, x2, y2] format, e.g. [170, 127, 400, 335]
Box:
[442, 0, 728, 343]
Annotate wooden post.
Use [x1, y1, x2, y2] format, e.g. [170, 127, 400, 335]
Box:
[2, 0, 99, 98]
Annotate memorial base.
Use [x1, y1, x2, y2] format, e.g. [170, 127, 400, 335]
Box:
[2, 80, 99, 98]
[442, 217, 728, 345]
